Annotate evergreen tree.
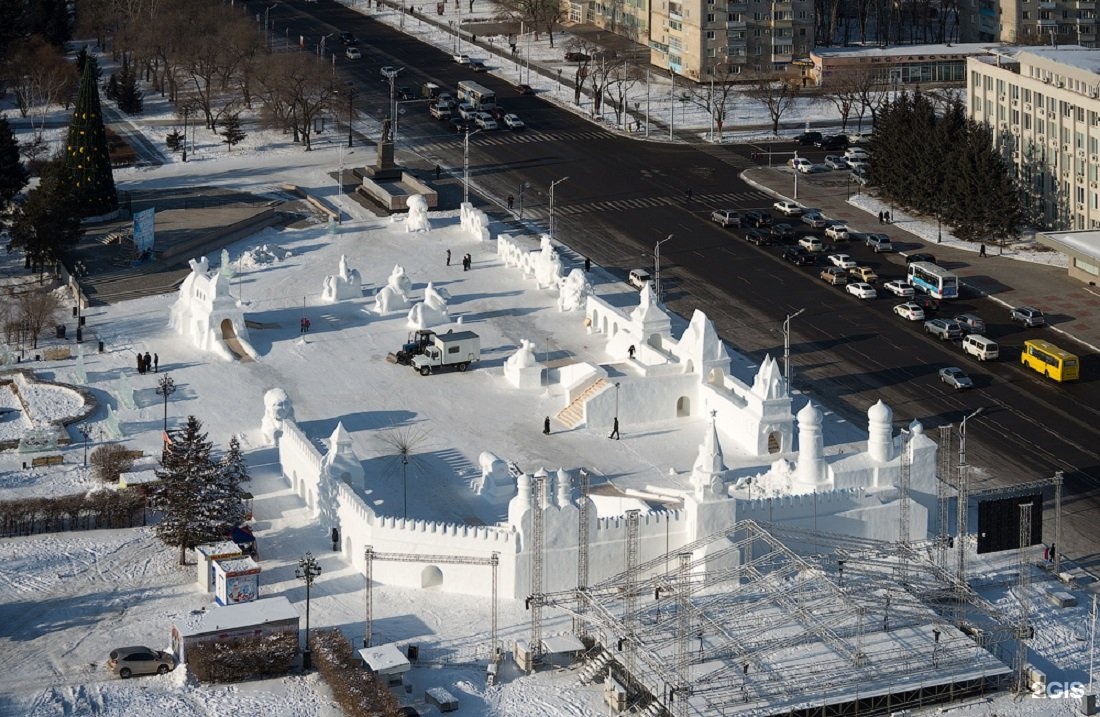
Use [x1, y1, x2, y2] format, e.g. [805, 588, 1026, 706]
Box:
[220, 113, 246, 151]
[104, 73, 119, 101]
[0, 115, 30, 205]
[10, 159, 81, 272]
[76, 45, 88, 75]
[62, 56, 118, 217]
[116, 63, 144, 115]
[28, 0, 71, 46]
[151, 416, 239, 565]
[220, 435, 251, 495]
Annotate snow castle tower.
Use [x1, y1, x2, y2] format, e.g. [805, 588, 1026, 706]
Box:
[691, 412, 728, 501]
[321, 422, 365, 489]
[867, 400, 893, 463]
[795, 400, 825, 490]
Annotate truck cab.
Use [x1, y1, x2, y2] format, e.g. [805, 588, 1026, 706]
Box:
[410, 331, 480, 375]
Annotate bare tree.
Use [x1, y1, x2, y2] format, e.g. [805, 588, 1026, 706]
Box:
[820, 74, 861, 133]
[277, 54, 336, 151]
[685, 64, 740, 142]
[3, 38, 77, 126]
[604, 60, 640, 129]
[744, 72, 800, 136]
[563, 38, 597, 105]
[846, 65, 889, 132]
[17, 289, 60, 350]
[587, 54, 622, 118]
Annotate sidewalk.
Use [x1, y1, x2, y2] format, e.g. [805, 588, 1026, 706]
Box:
[742, 165, 1100, 356]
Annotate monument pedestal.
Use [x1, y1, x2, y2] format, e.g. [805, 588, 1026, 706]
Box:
[362, 140, 403, 180]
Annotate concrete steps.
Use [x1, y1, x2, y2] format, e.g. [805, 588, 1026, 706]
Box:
[555, 378, 609, 429]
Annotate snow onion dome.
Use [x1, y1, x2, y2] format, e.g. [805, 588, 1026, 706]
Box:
[867, 399, 893, 463]
[796, 400, 824, 489]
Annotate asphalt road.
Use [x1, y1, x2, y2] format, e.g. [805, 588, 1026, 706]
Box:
[260, 0, 1100, 564]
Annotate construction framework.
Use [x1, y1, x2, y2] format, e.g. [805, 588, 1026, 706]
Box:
[535, 520, 1014, 717]
[363, 547, 500, 660]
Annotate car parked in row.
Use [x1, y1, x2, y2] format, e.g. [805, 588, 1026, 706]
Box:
[744, 228, 771, 245]
[773, 200, 803, 216]
[711, 209, 741, 228]
[771, 223, 796, 241]
[846, 282, 877, 299]
[795, 131, 822, 146]
[789, 157, 813, 173]
[1010, 305, 1045, 327]
[844, 147, 870, 161]
[783, 246, 815, 265]
[865, 234, 893, 253]
[962, 334, 999, 361]
[824, 155, 849, 170]
[924, 318, 964, 341]
[939, 367, 974, 390]
[828, 253, 857, 269]
[849, 266, 878, 283]
[815, 134, 849, 150]
[824, 224, 849, 241]
[743, 210, 773, 228]
[821, 267, 848, 285]
[893, 302, 925, 321]
[883, 279, 915, 297]
[108, 647, 177, 679]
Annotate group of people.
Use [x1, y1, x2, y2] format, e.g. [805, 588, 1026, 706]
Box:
[877, 210, 892, 224]
[445, 250, 473, 270]
[136, 351, 158, 374]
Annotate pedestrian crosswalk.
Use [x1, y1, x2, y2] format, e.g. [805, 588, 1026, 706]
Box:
[519, 190, 772, 219]
[417, 127, 616, 153]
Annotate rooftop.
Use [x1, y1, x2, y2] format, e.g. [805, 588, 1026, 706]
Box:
[812, 42, 1003, 59]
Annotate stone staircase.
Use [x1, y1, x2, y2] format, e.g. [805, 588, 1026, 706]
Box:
[555, 378, 609, 429]
[577, 648, 613, 685]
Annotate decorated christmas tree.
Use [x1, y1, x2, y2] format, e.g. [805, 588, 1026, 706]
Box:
[63, 56, 118, 217]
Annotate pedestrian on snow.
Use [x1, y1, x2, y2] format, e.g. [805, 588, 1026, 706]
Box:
[1050, 543, 1056, 563]
[435, 164, 442, 180]
[143, 352, 152, 373]
[885, 211, 892, 223]
[979, 243, 987, 258]
[685, 188, 693, 202]
[609, 417, 620, 440]
[543, 416, 551, 435]
[471, 34, 476, 43]
[507, 194, 514, 211]
[584, 256, 591, 273]
[331, 527, 340, 551]
[301, 317, 311, 333]
[137, 353, 145, 374]
[446, 249, 451, 266]
[628, 344, 636, 359]
[1043, 544, 1050, 561]
[878, 211, 884, 224]
[153, 353, 159, 372]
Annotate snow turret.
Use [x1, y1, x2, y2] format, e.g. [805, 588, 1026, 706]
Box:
[751, 354, 783, 400]
[555, 468, 572, 507]
[795, 400, 825, 489]
[867, 400, 893, 463]
[508, 472, 532, 527]
[320, 422, 364, 488]
[690, 412, 728, 500]
[629, 282, 672, 340]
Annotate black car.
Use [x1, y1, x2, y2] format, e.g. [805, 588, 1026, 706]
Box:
[911, 295, 940, 315]
[906, 252, 937, 264]
[782, 246, 815, 265]
[565, 51, 591, 62]
[743, 210, 774, 228]
[448, 117, 468, 133]
[814, 134, 849, 150]
[770, 223, 795, 241]
[744, 228, 771, 246]
[338, 31, 357, 45]
[515, 83, 535, 95]
[470, 60, 487, 72]
[795, 131, 822, 146]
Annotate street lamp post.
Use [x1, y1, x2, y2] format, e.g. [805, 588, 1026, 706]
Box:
[549, 177, 569, 240]
[793, 150, 799, 201]
[518, 181, 527, 220]
[937, 213, 943, 243]
[345, 83, 356, 147]
[295, 552, 323, 670]
[654, 234, 673, 304]
[78, 424, 92, 467]
[182, 108, 188, 162]
[645, 69, 651, 138]
[783, 308, 806, 397]
[155, 374, 176, 433]
[669, 69, 676, 140]
[463, 125, 482, 204]
[265, 3, 278, 52]
[381, 67, 403, 144]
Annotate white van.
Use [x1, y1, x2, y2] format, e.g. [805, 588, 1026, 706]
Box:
[962, 334, 999, 361]
[628, 269, 652, 290]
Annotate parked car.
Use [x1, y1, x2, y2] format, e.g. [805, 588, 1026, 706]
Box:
[515, 83, 535, 95]
[771, 223, 796, 241]
[825, 224, 849, 241]
[1010, 305, 1045, 327]
[844, 147, 870, 160]
[744, 228, 771, 245]
[954, 313, 986, 334]
[905, 252, 937, 265]
[452, 53, 471, 64]
[773, 200, 803, 216]
[845, 282, 877, 299]
[448, 117, 468, 133]
[824, 155, 849, 170]
[849, 131, 873, 144]
[474, 112, 498, 130]
[820, 267, 849, 285]
[883, 279, 915, 298]
[865, 234, 893, 253]
[108, 647, 176, 679]
[502, 113, 525, 129]
[565, 51, 591, 61]
[794, 131, 822, 145]
[798, 236, 825, 252]
[628, 269, 652, 290]
[893, 302, 925, 321]
[939, 367, 974, 390]
[924, 318, 964, 341]
[788, 157, 813, 172]
[828, 253, 857, 269]
[962, 334, 1000, 361]
[816, 134, 849, 150]
[429, 103, 451, 119]
[911, 295, 941, 315]
[801, 210, 828, 229]
[797, 162, 826, 174]
[345, 46, 362, 60]
[470, 60, 487, 72]
[742, 210, 773, 228]
[783, 246, 815, 265]
[850, 266, 878, 283]
[711, 209, 741, 228]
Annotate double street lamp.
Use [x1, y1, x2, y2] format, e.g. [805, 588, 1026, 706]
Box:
[654, 234, 673, 304]
[783, 308, 806, 397]
[549, 177, 569, 240]
[296, 552, 323, 670]
[156, 374, 177, 433]
[463, 125, 482, 204]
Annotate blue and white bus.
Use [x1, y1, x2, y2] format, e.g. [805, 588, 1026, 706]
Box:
[456, 81, 496, 111]
[907, 261, 959, 299]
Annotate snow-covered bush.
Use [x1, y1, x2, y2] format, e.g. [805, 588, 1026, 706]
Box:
[309, 629, 402, 717]
[90, 444, 135, 483]
[187, 633, 298, 683]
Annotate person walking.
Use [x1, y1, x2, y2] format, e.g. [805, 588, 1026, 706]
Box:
[628, 344, 636, 359]
[885, 211, 892, 224]
[878, 211, 884, 224]
[507, 194, 514, 211]
[685, 188, 693, 202]
[331, 527, 340, 551]
[979, 243, 987, 258]
[435, 164, 441, 180]
[609, 417, 620, 440]
[543, 416, 551, 435]
[446, 249, 451, 266]
[153, 353, 159, 373]
[584, 256, 591, 273]
[137, 353, 145, 375]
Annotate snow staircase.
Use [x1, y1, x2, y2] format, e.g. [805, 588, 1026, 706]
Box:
[555, 378, 609, 429]
[577, 649, 613, 685]
[640, 700, 663, 717]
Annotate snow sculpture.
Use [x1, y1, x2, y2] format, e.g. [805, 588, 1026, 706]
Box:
[555, 468, 573, 507]
[751, 355, 783, 400]
[794, 400, 825, 491]
[556, 269, 590, 312]
[503, 339, 542, 389]
[102, 404, 123, 440]
[321, 422, 365, 489]
[388, 264, 413, 295]
[533, 235, 564, 290]
[72, 348, 87, 384]
[690, 412, 729, 500]
[406, 281, 450, 329]
[321, 255, 363, 303]
[261, 388, 295, 444]
[374, 265, 412, 314]
[867, 399, 893, 463]
[117, 373, 136, 410]
[168, 257, 258, 361]
[404, 194, 431, 233]
[473, 452, 515, 502]
[508, 471, 532, 527]
[219, 249, 235, 279]
[460, 201, 490, 242]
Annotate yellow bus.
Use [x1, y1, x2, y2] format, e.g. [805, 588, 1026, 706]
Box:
[1020, 339, 1080, 381]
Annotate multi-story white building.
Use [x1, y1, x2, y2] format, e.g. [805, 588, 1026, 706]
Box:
[959, 0, 1096, 47]
[567, 0, 815, 81]
[967, 46, 1100, 230]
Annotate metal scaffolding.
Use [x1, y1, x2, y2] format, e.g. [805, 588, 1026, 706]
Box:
[899, 431, 912, 582]
[530, 473, 547, 667]
[936, 424, 953, 573]
[1014, 501, 1034, 693]
[362, 547, 500, 659]
[624, 509, 641, 684]
[575, 469, 591, 638]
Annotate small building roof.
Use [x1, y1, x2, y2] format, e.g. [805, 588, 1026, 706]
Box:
[357, 643, 412, 675]
[196, 541, 242, 559]
[541, 634, 585, 654]
[812, 42, 1001, 60]
[214, 557, 261, 575]
[118, 470, 159, 486]
[177, 596, 298, 638]
[1038, 230, 1100, 262]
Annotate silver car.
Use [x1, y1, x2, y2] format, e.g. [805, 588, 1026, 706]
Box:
[1010, 305, 1045, 327]
[108, 646, 177, 678]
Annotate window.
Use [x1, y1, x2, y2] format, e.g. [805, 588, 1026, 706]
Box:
[1022, 10, 1030, 18]
[706, 30, 716, 38]
[707, 13, 715, 21]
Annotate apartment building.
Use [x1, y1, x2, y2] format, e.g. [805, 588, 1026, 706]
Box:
[959, 0, 1096, 46]
[568, 0, 815, 81]
[967, 46, 1100, 230]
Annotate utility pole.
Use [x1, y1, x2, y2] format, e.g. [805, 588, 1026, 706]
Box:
[549, 177, 569, 240]
[782, 308, 805, 397]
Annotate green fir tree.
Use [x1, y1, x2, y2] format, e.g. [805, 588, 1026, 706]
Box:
[220, 113, 246, 151]
[0, 115, 30, 205]
[62, 56, 118, 217]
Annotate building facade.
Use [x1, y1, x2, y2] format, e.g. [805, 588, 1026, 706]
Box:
[959, 0, 1096, 46]
[809, 43, 1001, 88]
[967, 47, 1100, 230]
